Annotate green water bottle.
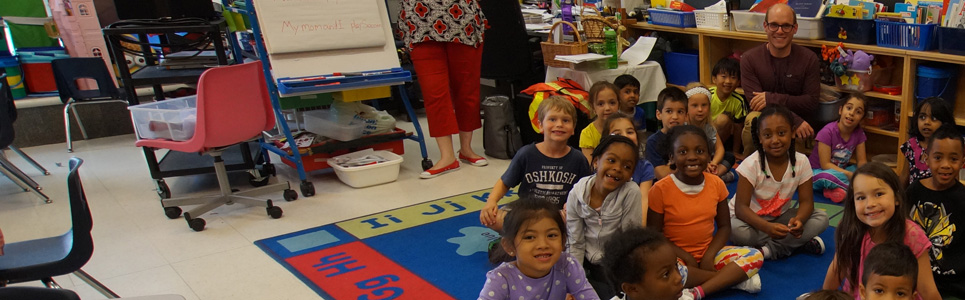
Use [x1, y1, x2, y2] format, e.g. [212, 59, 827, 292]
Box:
[604, 28, 617, 69]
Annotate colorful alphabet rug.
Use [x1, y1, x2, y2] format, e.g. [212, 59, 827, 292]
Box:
[255, 186, 845, 300]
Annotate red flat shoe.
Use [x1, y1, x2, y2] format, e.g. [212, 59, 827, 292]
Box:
[458, 153, 489, 167]
[420, 160, 460, 179]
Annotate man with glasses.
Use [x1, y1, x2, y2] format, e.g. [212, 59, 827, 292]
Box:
[739, 3, 821, 158]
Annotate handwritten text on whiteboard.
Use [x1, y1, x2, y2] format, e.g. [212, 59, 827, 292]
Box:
[253, 0, 386, 54]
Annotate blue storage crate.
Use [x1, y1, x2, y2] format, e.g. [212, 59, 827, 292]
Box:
[938, 27, 965, 55]
[648, 9, 696, 28]
[875, 20, 936, 51]
[664, 50, 699, 86]
[824, 17, 876, 45]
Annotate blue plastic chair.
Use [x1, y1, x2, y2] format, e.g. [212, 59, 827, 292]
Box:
[51, 57, 128, 152]
[0, 157, 118, 298]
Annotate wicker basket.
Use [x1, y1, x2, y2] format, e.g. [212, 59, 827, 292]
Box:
[541, 21, 588, 68]
[694, 10, 730, 31]
[582, 15, 612, 43]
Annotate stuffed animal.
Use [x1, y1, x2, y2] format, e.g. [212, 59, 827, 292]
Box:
[839, 49, 874, 71]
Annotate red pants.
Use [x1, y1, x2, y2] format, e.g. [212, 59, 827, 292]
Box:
[410, 41, 483, 138]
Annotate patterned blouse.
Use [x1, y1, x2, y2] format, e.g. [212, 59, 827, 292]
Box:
[398, 0, 487, 50]
[900, 137, 931, 184]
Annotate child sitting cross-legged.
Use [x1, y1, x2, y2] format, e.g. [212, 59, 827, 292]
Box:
[567, 135, 643, 299]
[809, 92, 868, 203]
[730, 105, 829, 260]
[648, 125, 764, 299]
[709, 57, 748, 157]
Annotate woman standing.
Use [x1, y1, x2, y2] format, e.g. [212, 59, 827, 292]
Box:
[400, 0, 489, 179]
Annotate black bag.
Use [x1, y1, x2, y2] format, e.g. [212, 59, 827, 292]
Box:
[482, 95, 523, 159]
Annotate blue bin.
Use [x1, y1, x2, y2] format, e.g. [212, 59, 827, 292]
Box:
[915, 64, 957, 109]
[664, 50, 699, 86]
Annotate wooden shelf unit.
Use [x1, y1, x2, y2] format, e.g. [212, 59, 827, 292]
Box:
[629, 23, 965, 176]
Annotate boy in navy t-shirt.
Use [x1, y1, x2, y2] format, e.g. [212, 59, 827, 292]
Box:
[646, 87, 688, 180]
[479, 96, 592, 232]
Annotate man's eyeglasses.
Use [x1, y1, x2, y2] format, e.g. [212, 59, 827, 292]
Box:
[765, 22, 795, 32]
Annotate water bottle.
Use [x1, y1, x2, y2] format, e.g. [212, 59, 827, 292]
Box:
[605, 28, 618, 69]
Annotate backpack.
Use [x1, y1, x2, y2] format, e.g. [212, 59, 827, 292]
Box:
[482, 96, 524, 159]
[519, 77, 592, 133]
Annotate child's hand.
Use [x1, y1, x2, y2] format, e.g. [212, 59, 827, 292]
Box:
[787, 217, 804, 238]
[706, 163, 718, 174]
[566, 294, 575, 300]
[480, 202, 499, 226]
[766, 222, 790, 239]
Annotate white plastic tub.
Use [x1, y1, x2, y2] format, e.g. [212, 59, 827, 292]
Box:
[128, 95, 197, 141]
[327, 149, 404, 188]
[695, 10, 731, 31]
[303, 109, 365, 141]
[731, 10, 824, 39]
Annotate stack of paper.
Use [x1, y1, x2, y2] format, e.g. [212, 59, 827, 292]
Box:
[553, 53, 611, 63]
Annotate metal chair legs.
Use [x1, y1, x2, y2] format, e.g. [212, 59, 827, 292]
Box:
[7, 146, 49, 175]
[64, 99, 129, 152]
[0, 149, 51, 203]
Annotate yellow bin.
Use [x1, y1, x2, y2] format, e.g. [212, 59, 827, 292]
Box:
[334, 86, 392, 102]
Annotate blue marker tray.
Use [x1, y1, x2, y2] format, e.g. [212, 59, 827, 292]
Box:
[276, 68, 411, 96]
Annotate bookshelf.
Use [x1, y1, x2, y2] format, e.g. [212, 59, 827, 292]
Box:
[629, 22, 965, 176]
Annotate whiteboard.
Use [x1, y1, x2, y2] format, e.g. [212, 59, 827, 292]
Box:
[263, 0, 401, 79]
[252, 0, 387, 54]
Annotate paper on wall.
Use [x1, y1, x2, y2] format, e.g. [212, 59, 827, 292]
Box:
[620, 37, 657, 66]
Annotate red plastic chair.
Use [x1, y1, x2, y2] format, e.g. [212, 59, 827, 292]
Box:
[135, 61, 297, 231]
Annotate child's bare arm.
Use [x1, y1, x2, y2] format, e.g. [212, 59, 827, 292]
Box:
[822, 255, 842, 290]
[480, 180, 509, 226]
[701, 200, 731, 271]
[916, 252, 942, 300]
[790, 179, 815, 237]
[711, 131, 725, 167]
[855, 142, 868, 168]
[581, 148, 593, 166]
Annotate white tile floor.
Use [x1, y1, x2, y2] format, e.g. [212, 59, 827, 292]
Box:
[0, 119, 508, 299]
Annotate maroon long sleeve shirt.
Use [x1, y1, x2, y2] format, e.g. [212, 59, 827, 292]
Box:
[740, 43, 821, 126]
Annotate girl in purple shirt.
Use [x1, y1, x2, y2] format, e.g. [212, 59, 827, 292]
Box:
[809, 94, 868, 203]
[479, 199, 599, 300]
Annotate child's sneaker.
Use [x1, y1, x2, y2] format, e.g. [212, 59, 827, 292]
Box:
[823, 188, 846, 203]
[732, 273, 761, 294]
[721, 169, 737, 183]
[803, 236, 826, 255]
[759, 245, 772, 260]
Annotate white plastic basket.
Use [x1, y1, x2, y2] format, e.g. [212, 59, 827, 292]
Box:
[327, 149, 404, 188]
[695, 10, 730, 31]
[128, 95, 197, 141]
[731, 10, 824, 39]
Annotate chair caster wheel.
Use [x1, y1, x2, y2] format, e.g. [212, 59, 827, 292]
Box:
[248, 172, 269, 187]
[157, 180, 170, 199]
[421, 158, 433, 171]
[283, 189, 298, 201]
[300, 181, 315, 197]
[263, 163, 276, 176]
[267, 201, 283, 219]
[164, 207, 182, 219]
[185, 214, 206, 232]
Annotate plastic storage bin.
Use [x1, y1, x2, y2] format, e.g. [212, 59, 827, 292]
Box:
[17, 47, 69, 93]
[327, 149, 404, 188]
[648, 9, 696, 28]
[731, 10, 824, 39]
[128, 95, 198, 141]
[280, 128, 405, 172]
[834, 69, 873, 91]
[664, 50, 699, 86]
[823, 17, 876, 45]
[875, 20, 936, 51]
[303, 109, 366, 141]
[694, 10, 730, 30]
[938, 26, 965, 55]
[915, 64, 957, 109]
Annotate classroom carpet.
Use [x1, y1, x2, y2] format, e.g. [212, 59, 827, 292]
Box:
[255, 182, 846, 300]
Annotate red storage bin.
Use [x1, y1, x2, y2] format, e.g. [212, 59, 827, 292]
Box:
[18, 48, 70, 93]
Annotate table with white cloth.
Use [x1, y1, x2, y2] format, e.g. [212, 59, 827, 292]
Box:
[545, 61, 667, 104]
